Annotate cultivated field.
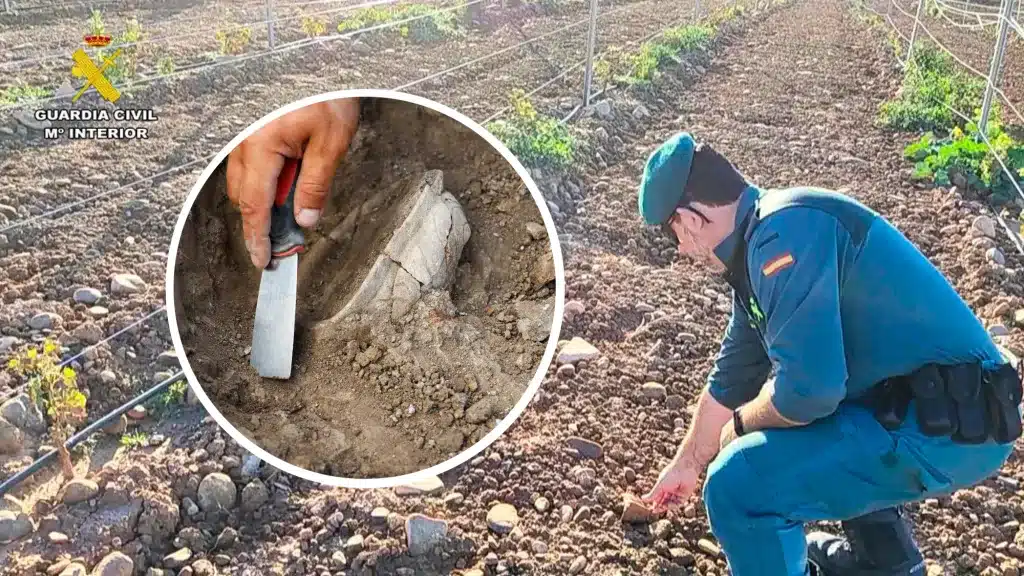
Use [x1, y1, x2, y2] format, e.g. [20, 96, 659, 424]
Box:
[1, 0, 1023, 574]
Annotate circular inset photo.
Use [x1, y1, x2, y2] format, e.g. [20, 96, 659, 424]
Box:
[166, 90, 563, 486]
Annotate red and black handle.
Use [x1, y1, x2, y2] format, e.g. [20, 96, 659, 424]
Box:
[269, 157, 307, 261]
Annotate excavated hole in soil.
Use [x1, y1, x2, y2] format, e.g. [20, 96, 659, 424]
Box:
[173, 98, 557, 479]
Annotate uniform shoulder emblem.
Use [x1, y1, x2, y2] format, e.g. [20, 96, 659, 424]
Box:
[761, 252, 795, 277]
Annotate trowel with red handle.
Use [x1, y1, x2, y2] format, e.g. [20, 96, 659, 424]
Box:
[250, 157, 305, 380]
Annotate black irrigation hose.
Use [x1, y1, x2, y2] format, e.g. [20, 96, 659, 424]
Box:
[0, 369, 184, 498]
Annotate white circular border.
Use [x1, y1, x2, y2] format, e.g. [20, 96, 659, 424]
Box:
[165, 89, 565, 489]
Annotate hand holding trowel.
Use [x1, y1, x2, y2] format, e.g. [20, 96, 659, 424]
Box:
[250, 157, 306, 379]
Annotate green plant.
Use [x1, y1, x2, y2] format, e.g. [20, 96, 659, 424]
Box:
[7, 340, 87, 480]
[147, 380, 188, 417]
[879, 43, 985, 132]
[905, 120, 1024, 203]
[216, 26, 253, 55]
[601, 24, 716, 85]
[87, 8, 105, 36]
[157, 55, 175, 75]
[301, 15, 328, 37]
[337, 3, 464, 43]
[485, 89, 575, 168]
[120, 431, 149, 449]
[0, 81, 51, 105]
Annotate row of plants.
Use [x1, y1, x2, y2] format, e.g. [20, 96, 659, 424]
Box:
[484, 0, 769, 168]
[5, 340, 189, 482]
[336, 3, 468, 43]
[864, 5, 1024, 206]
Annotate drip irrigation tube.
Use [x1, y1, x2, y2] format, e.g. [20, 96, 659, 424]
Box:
[0, 370, 185, 498]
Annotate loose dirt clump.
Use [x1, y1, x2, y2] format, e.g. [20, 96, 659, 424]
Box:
[173, 97, 556, 479]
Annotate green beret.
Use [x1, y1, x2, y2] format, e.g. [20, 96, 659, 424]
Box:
[637, 132, 696, 226]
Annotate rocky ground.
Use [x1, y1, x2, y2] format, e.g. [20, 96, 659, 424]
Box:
[3, 0, 1024, 574]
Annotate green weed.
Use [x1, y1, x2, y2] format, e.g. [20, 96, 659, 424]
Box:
[157, 55, 175, 76]
[337, 3, 465, 43]
[485, 89, 575, 168]
[119, 431, 149, 449]
[596, 24, 717, 86]
[905, 120, 1024, 203]
[879, 43, 985, 132]
[216, 26, 253, 55]
[7, 340, 87, 480]
[301, 15, 328, 37]
[0, 81, 51, 105]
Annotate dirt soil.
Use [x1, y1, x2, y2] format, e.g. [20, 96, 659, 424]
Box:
[173, 97, 555, 479]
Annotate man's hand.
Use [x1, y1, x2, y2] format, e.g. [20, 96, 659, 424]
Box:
[226, 98, 361, 268]
[642, 456, 700, 512]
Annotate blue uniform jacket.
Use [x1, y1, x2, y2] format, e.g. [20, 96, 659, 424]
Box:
[707, 185, 1004, 423]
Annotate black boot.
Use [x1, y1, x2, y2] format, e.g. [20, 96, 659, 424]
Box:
[806, 506, 925, 576]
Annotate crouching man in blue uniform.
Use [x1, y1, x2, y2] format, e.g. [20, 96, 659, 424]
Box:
[638, 132, 1023, 576]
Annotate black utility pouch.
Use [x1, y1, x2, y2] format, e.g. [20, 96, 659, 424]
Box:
[985, 363, 1023, 444]
[873, 378, 911, 430]
[944, 363, 987, 444]
[909, 364, 956, 437]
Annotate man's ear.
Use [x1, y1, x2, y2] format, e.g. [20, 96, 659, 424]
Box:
[677, 207, 702, 232]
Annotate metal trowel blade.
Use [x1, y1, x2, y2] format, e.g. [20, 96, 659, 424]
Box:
[250, 253, 298, 379]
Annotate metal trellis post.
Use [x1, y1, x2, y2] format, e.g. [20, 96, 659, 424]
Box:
[694, 0, 701, 19]
[979, 0, 1015, 133]
[905, 0, 926, 66]
[267, 0, 277, 50]
[581, 0, 599, 108]
[3, 0, 10, 14]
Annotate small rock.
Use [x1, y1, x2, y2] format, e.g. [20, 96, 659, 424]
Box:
[666, 395, 686, 409]
[48, 531, 69, 543]
[191, 559, 215, 576]
[670, 548, 695, 566]
[406, 513, 448, 556]
[987, 247, 1006, 266]
[698, 538, 722, 557]
[344, 534, 364, 555]
[1, 393, 45, 433]
[556, 364, 576, 379]
[240, 479, 268, 512]
[991, 324, 1011, 337]
[127, 405, 146, 420]
[531, 253, 556, 287]
[197, 472, 237, 511]
[652, 519, 673, 539]
[1014, 309, 1024, 327]
[465, 397, 498, 424]
[0, 510, 32, 543]
[621, 495, 655, 523]
[28, 312, 60, 330]
[641, 382, 667, 399]
[0, 417, 23, 454]
[557, 337, 600, 364]
[564, 300, 585, 321]
[110, 273, 147, 295]
[73, 287, 102, 305]
[0, 336, 18, 353]
[973, 215, 997, 238]
[88, 306, 109, 318]
[330, 550, 347, 568]
[487, 503, 519, 534]
[566, 437, 602, 459]
[515, 298, 555, 342]
[534, 497, 549, 513]
[72, 322, 103, 344]
[371, 506, 390, 521]
[92, 551, 133, 576]
[157, 351, 179, 366]
[525, 222, 546, 240]
[569, 556, 587, 574]
[163, 548, 192, 569]
[63, 478, 100, 504]
[395, 476, 444, 496]
[593, 99, 612, 118]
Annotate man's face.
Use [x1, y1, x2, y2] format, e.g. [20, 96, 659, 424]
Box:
[664, 209, 726, 273]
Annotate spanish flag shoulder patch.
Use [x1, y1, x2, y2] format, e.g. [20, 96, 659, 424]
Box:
[762, 253, 795, 277]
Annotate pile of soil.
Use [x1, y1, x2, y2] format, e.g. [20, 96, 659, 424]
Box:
[173, 97, 556, 479]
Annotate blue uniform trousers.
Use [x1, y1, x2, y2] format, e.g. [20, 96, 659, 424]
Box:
[702, 401, 1014, 576]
